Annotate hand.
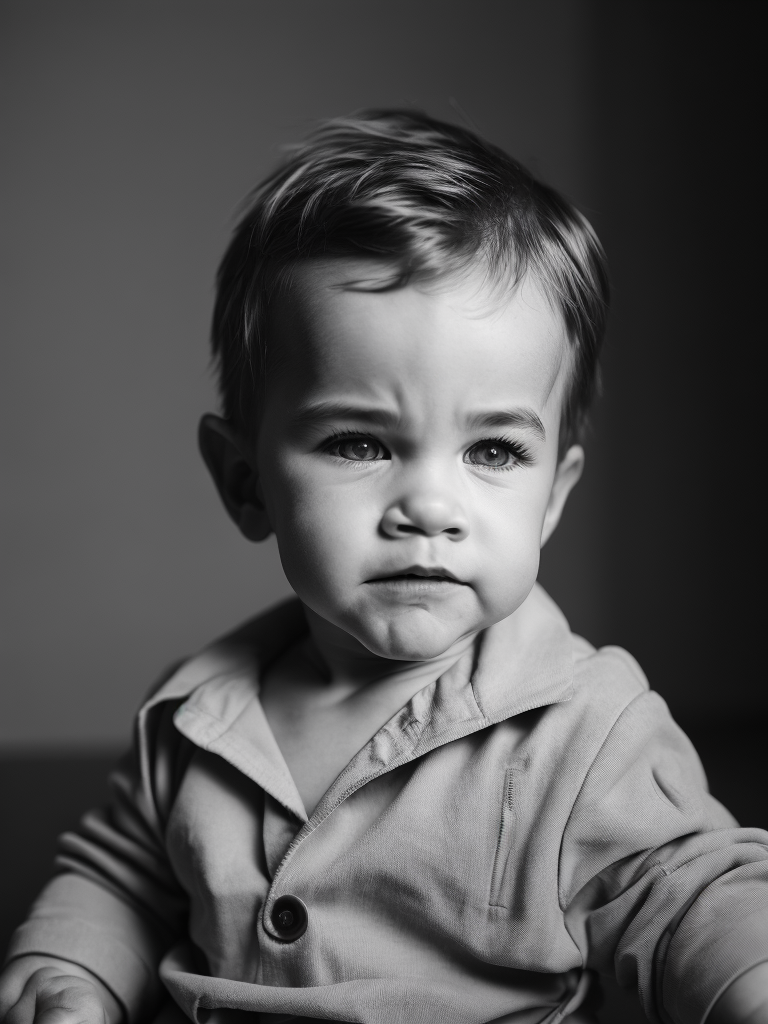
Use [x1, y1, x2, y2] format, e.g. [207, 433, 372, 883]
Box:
[707, 961, 768, 1024]
[0, 956, 123, 1024]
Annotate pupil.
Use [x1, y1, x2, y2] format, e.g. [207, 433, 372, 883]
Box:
[279, 910, 294, 928]
[342, 440, 377, 460]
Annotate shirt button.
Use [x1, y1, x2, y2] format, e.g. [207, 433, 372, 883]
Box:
[270, 894, 308, 941]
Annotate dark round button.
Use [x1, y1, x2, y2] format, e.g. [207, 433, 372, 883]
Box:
[270, 894, 308, 941]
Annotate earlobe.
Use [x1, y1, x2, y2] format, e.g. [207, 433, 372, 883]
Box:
[198, 414, 272, 541]
[540, 445, 585, 547]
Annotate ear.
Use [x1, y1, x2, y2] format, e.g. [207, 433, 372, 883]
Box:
[540, 444, 585, 547]
[198, 414, 272, 541]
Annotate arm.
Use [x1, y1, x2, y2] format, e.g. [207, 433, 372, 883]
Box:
[1, 695, 192, 1023]
[560, 690, 768, 1024]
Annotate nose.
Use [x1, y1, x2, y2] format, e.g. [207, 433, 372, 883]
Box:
[380, 475, 470, 540]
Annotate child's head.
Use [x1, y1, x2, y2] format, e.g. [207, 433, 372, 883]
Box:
[211, 109, 607, 454]
[201, 111, 609, 660]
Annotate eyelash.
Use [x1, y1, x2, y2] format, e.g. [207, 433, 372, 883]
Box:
[320, 430, 534, 469]
[468, 434, 534, 470]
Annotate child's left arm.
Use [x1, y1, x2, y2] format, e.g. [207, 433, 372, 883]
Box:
[559, 685, 768, 1024]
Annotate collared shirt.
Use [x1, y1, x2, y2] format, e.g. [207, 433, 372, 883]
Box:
[8, 585, 768, 1024]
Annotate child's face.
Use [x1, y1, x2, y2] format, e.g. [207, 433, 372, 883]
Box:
[226, 261, 581, 661]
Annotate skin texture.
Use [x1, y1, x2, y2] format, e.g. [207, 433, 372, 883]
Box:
[1, 260, 763, 1022]
[210, 261, 583, 660]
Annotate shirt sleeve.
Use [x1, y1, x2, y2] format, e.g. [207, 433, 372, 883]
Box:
[560, 689, 768, 1024]
[5, 696, 191, 1023]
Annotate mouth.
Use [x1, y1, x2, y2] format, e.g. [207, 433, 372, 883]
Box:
[366, 565, 466, 586]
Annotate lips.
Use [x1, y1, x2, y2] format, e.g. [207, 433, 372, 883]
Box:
[367, 565, 465, 584]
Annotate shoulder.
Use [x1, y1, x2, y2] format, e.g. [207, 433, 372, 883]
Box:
[536, 622, 656, 746]
[495, 585, 658, 742]
[141, 597, 307, 712]
[572, 640, 650, 708]
[539, 618, 705, 797]
[560, 641, 726, 831]
[128, 598, 306, 806]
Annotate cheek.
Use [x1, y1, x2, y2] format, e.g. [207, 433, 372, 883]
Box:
[481, 525, 541, 597]
[265, 461, 372, 592]
[472, 476, 552, 589]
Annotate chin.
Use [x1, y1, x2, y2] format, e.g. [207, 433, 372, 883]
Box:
[355, 611, 464, 662]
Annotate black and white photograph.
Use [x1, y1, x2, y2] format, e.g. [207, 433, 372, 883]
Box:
[1, 3, 765, 1022]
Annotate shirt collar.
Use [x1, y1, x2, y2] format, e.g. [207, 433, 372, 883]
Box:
[471, 582, 575, 722]
[142, 584, 574, 822]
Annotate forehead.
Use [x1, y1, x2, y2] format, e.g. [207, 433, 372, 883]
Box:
[268, 260, 571, 422]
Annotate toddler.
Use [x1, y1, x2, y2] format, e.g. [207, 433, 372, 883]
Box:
[1, 111, 766, 1024]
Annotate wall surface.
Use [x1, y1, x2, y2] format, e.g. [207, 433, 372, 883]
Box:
[587, 5, 764, 722]
[1, 0, 764, 749]
[1, 0, 606, 748]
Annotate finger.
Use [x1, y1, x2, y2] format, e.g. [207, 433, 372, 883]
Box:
[3, 977, 37, 1024]
[34, 980, 108, 1024]
[34, 1011, 100, 1024]
[0, 960, 39, 1020]
[5, 975, 107, 1024]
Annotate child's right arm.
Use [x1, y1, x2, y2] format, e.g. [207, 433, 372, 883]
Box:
[1, 685, 193, 1024]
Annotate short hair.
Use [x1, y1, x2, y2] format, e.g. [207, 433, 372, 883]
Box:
[211, 109, 609, 452]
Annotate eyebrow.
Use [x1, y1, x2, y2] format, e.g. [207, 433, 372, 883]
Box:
[292, 401, 400, 429]
[465, 409, 547, 441]
[293, 401, 546, 440]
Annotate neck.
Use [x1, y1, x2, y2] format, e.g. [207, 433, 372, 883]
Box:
[301, 605, 476, 697]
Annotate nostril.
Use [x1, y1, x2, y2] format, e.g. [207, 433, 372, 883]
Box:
[381, 502, 469, 538]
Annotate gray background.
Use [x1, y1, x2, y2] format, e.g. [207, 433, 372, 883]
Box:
[1, 0, 763, 750]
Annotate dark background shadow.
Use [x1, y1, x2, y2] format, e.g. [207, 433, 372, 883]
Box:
[1, 3, 765, 1020]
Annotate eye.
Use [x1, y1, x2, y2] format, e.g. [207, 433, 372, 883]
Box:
[325, 434, 388, 462]
[464, 438, 529, 469]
